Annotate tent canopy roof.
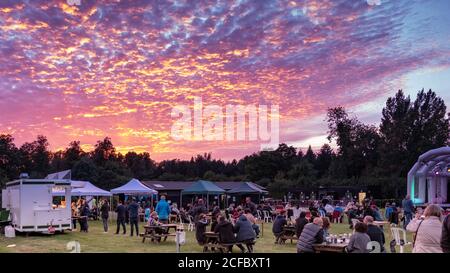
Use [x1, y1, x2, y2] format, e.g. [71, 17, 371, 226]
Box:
[227, 182, 268, 194]
[110, 178, 158, 195]
[72, 181, 111, 196]
[182, 180, 225, 195]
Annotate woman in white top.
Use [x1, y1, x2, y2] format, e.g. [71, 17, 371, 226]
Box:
[406, 204, 443, 253]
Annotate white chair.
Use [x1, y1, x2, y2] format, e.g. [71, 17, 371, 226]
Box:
[187, 215, 195, 232]
[257, 210, 263, 221]
[390, 227, 412, 253]
[263, 210, 272, 223]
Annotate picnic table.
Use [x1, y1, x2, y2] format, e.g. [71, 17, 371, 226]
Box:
[313, 242, 348, 253]
[202, 231, 220, 252]
[141, 224, 178, 243]
[280, 225, 297, 244]
[202, 232, 255, 253]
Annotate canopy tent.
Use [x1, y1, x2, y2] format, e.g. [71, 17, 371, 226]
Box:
[227, 182, 268, 194]
[110, 178, 158, 195]
[71, 182, 111, 196]
[407, 147, 449, 205]
[181, 180, 225, 195]
[181, 180, 225, 209]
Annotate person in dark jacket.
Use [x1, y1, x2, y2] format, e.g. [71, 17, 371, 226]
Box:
[79, 200, 90, 232]
[297, 217, 324, 253]
[128, 198, 139, 236]
[364, 216, 385, 252]
[441, 214, 450, 253]
[295, 211, 309, 238]
[244, 197, 257, 216]
[192, 199, 208, 222]
[100, 199, 110, 233]
[402, 195, 415, 228]
[195, 213, 209, 245]
[115, 200, 127, 234]
[214, 216, 236, 253]
[272, 210, 287, 244]
[234, 214, 256, 253]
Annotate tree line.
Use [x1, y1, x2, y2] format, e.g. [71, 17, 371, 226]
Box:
[0, 89, 448, 198]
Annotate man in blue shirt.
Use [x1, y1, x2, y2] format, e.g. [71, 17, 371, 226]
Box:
[401, 195, 415, 229]
[155, 195, 171, 224]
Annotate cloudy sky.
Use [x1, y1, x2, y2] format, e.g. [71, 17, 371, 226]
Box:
[0, 0, 449, 161]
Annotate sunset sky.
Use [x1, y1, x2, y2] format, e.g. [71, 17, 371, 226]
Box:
[1, 0, 450, 161]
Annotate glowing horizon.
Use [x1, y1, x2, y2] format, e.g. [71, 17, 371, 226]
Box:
[1, 0, 450, 161]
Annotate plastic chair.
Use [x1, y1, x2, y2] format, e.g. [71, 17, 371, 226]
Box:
[187, 215, 195, 232]
[390, 227, 411, 253]
[257, 210, 263, 221]
[263, 211, 272, 223]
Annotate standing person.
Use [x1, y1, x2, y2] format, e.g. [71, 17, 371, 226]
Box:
[192, 199, 207, 222]
[115, 200, 127, 235]
[406, 204, 443, 253]
[295, 211, 308, 238]
[155, 195, 171, 224]
[364, 216, 385, 252]
[272, 210, 288, 244]
[347, 222, 371, 253]
[402, 195, 415, 229]
[244, 197, 257, 216]
[214, 215, 237, 253]
[195, 213, 209, 246]
[297, 217, 324, 253]
[441, 213, 450, 253]
[80, 200, 90, 232]
[128, 198, 140, 237]
[71, 202, 78, 230]
[100, 199, 110, 233]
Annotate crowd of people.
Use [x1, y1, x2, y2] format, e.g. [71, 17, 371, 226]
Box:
[268, 195, 450, 253]
[68, 193, 450, 253]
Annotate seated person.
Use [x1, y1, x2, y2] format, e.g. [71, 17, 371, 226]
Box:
[243, 208, 260, 237]
[347, 222, 371, 253]
[234, 214, 257, 253]
[214, 215, 237, 253]
[144, 206, 151, 222]
[295, 211, 309, 238]
[272, 210, 287, 244]
[364, 216, 385, 252]
[147, 211, 166, 241]
[297, 217, 324, 253]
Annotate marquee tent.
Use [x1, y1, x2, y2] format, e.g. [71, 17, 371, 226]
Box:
[110, 178, 158, 195]
[181, 180, 225, 209]
[227, 182, 268, 194]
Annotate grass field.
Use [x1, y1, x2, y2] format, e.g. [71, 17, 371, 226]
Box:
[0, 218, 414, 253]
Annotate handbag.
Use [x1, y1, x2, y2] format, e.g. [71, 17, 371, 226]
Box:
[412, 220, 424, 248]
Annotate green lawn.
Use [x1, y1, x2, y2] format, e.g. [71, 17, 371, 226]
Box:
[0, 217, 413, 253]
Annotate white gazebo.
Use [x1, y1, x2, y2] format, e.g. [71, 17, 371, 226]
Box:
[110, 178, 158, 195]
[407, 147, 449, 206]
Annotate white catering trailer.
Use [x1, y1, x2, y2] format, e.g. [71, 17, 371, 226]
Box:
[1, 178, 74, 233]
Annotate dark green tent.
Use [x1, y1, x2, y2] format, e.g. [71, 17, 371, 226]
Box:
[181, 180, 225, 195]
[181, 180, 225, 209]
[227, 182, 268, 194]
